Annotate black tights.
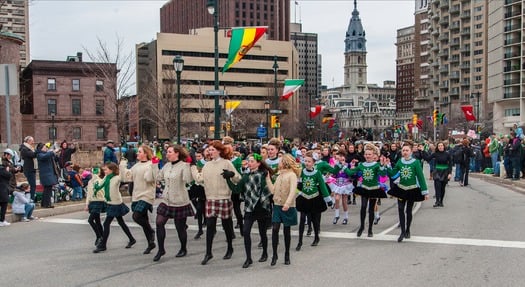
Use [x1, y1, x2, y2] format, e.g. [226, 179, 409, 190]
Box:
[397, 199, 414, 234]
[156, 215, 187, 252]
[133, 211, 154, 244]
[433, 180, 447, 204]
[205, 217, 234, 255]
[359, 197, 377, 232]
[0, 202, 7, 222]
[99, 216, 134, 248]
[243, 212, 267, 260]
[88, 213, 103, 239]
[272, 223, 291, 257]
[298, 212, 321, 244]
[193, 199, 206, 232]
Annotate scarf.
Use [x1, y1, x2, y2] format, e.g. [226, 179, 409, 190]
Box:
[93, 173, 114, 202]
[24, 142, 38, 169]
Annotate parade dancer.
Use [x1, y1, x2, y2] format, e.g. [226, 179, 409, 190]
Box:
[424, 141, 452, 207]
[329, 149, 353, 225]
[85, 168, 106, 247]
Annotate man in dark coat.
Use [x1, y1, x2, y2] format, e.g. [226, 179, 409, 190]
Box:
[103, 140, 118, 164]
[19, 136, 37, 200]
[36, 143, 59, 208]
[0, 164, 13, 226]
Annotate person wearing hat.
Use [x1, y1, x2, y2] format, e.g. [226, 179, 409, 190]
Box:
[19, 136, 38, 200]
[36, 143, 59, 208]
[2, 149, 21, 196]
[103, 140, 118, 164]
[0, 162, 12, 226]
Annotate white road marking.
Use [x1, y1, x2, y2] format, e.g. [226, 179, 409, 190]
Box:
[378, 201, 422, 236]
[41, 217, 525, 249]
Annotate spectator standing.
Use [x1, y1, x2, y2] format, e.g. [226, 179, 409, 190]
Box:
[103, 140, 118, 164]
[19, 136, 37, 200]
[2, 149, 21, 195]
[0, 163, 12, 226]
[36, 143, 59, 208]
[488, 133, 500, 176]
[57, 140, 76, 169]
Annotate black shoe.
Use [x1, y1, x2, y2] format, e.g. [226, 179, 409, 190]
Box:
[242, 258, 253, 268]
[175, 249, 187, 258]
[311, 238, 319, 246]
[125, 238, 136, 249]
[258, 253, 268, 262]
[333, 217, 339, 224]
[232, 233, 236, 240]
[143, 242, 156, 254]
[373, 216, 380, 225]
[367, 231, 373, 237]
[433, 202, 439, 208]
[438, 202, 444, 207]
[357, 227, 364, 237]
[295, 242, 302, 251]
[284, 253, 290, 265]
[194, 230, 203, 240]
[153, 250, 165, 262]
[93, 246, 106, 253]
[201, 254, 213, 265]
[271, 255, 278, 266]
[342, 218, 348, 225]
[95, 237, 102, 247]
[397, 233, 404, 242]
[405, 231, 411, 239]
[223, 249, 233, 260]
[306, 228, 312, 236]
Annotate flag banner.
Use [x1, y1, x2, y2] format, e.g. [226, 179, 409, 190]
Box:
[442, 113, 448, 124]
[461, 105, 476, 121]
[222, 26, 268, 73]
[416, 119, 423, 129]
[309, 105, 325, 118]
[225, 101, 241, 115]
[280, 79, 304, 100]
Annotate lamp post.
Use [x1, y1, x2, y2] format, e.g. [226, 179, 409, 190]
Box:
[272, 56, 279, 138]
[50, 111, 55, 143]
[264, 101, 270, 141]
[207, 0, 220, 139]
[471, 91, 481, 136]
[173, 55, 184, 144]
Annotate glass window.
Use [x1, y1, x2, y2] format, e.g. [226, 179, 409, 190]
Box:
[95, 100, 104, 115]
[72, 127, 81, 140]
[96, 80, 104, 92]
[72, 99, 81, 115]
[47, 99, 57, 115]
[47, 78, 56, 91]
[97, 127, 105, 140]
[72, 79, 80, 91]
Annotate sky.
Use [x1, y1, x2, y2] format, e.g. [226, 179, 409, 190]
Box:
[29, 0, 415, 90]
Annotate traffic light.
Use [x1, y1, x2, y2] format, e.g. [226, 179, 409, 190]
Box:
[271, 116, 276, 128]
[274, 116, 280, 128]
[433, 109, 439, 126]
[412, 114, 418, 125]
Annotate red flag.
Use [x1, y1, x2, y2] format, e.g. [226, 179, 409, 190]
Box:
[461, 105, 476, 121]
[309, 105, 325, 118]
[416, 119, 423, 129]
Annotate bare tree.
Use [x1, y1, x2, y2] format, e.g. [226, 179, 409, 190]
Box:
[83, 36, 134, 145]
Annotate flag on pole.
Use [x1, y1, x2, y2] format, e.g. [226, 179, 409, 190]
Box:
[225, 101, 241, 116]
[461, 105, 476, 121]
[280, 79, 304, 101]
[222, 26, 268, 73]
[309, 105, 325, 118]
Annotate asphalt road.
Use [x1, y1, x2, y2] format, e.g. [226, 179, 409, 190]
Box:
[3, 174, 525, 287]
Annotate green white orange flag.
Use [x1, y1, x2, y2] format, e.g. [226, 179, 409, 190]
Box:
[280, 79, 305, 101]
[225, 101, 241, 116]
[222, 26, 268, 73]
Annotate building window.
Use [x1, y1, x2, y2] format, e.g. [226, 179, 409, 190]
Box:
[97, 127, 106, 140]
[95, 100, 104, 115]
[49, 127, 57, 141]
[96, 80, 104, 92]
[47, 78, 56, 91]
[72, 127, 81, 140]
[72, 79, 80, 91]
[72, 99, 81, 115]
[47, 99, 57, 115]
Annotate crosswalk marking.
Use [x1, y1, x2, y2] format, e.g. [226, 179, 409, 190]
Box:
[40, 217, 525, 249]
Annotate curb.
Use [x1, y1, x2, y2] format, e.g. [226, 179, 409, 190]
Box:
[469, 173, 525, 195]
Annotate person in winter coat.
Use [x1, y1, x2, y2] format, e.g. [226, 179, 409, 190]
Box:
[19, 136, 37, 200]
[57, 140, 76, 169]
[36, 143, 59, 208]
[0, 163, 13, 226]
[2, 149, 21, 194]
[459, 139, 473, 186]
[11, 183, 36, 222]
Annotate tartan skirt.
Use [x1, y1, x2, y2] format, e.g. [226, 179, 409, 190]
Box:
[354, 186, 388, 198]
[88, 201, 106, 214]
[106, 203, 130, 217]
[205, 199, 233, 219]
[131, 200, 153, 214]
[156, 202, 195, 219]
[387, 185, 425, 202]
[272, 205, 298, 227]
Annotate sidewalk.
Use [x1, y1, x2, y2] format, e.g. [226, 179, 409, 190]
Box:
[469, 172, 525, 195]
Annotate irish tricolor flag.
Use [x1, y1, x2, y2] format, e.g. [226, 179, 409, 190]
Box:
[280, 79, 304, 101]
[222, 26, 268, 73]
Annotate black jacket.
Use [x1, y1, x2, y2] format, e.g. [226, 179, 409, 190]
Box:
[19, 144, 36, 172]
[0, 165, 13, 202]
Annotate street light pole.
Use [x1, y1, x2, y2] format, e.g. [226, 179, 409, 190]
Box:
[272, 56, 279, 138]
[51, 111, 55, 143]
[264, 101, 270, 141]
[207, 0, 220, 139]
[173, 55, 184, 144]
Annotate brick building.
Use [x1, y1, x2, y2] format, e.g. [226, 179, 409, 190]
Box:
[20, 56, 118, 150]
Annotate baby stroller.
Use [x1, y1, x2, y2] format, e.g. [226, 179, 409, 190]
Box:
[54, 176, 73, 203]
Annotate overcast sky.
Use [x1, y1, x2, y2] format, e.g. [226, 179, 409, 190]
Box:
[29, 0, 415, 90]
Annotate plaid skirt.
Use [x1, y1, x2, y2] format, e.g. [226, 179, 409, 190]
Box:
[131, 200, 153, 214]
[106, 203, 130, 217]
[205, 199, 233, 219]
[354, 186, 387, 198]
[156, 202, 195, 219]
[88, 201, 106, 214]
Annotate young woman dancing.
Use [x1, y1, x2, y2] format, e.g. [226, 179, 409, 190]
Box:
[329, 149, 353, 225]
[424, 141, 452, 207]
[85, 167, 106, 247]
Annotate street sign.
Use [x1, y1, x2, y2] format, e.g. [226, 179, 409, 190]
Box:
[206, 90, 225, 96]
[269, 109, 282, 114]
[256, 126, 267, 138]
